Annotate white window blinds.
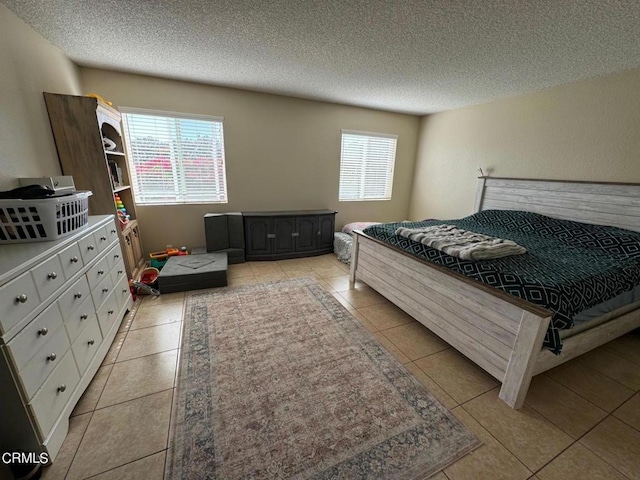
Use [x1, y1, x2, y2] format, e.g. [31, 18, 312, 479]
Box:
[121, 109, 228, 205]
[339, 130, 397, 201]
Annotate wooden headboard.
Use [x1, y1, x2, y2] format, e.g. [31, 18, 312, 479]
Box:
[474, 177, 640, 233]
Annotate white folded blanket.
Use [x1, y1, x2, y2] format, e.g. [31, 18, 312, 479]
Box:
[396, 224, 527, 260]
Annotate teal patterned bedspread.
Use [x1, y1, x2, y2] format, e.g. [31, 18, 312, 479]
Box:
[362, 210, 640, 353]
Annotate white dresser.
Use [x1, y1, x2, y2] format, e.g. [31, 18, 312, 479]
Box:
[0, 215, 133, 460]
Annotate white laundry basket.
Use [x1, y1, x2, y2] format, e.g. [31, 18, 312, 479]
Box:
[0, 191, 92, 243]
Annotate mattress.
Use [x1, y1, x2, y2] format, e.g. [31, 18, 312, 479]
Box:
[363, 209, 640, 353]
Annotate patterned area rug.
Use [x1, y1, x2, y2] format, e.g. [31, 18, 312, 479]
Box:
[166, 277, 480, 479]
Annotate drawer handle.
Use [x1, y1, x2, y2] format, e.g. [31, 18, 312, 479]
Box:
[111, 229, 117, 234]
[117, 270, 123, 275]
[38, 327, 48, 336]
[114, 254, 120, 259]
[266, 233, 276, 239]
[74, 292, 82, 299]
[70, 256, 79, 263]
[47, 353, 57, 362]
[15, 294, 28, 304]
[87, 339, 95, 346]
[98, 270, 105, 275]
[108, 310, 114, 315]
[291, 232, 300, 237]
[47, 272, 58, 280]
[88, 245, 95, 251]
[102, 288, 109, 293]
[57, 384, 66, 393]
[100, 236, 107, 241]
[80, 314, 88, 320]
[122, 289, 128, 294]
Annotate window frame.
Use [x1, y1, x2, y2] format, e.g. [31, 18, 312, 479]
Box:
[338, 129, 398, 202]
[120, 107, 229, 206]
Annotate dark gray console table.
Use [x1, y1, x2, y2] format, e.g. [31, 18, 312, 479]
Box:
[243, 209, 336, 260]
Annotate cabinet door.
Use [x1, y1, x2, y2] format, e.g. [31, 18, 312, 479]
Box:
[131, 225, 143, 267]
[245, 218, 272, 255]
[273, 217, 296, 254]
[295, 216, 318, 252]
[122, 231, 136, 276]
[318, 214, 335, 250]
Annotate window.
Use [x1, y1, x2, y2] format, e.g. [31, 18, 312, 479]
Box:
[121, 109, 228, 205]
[338, 130, 397, 201]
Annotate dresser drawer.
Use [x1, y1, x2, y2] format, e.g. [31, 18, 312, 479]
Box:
[31, 256, 66, 301]
[0, 271, 39, 335]
[96, 291, 120, 336]
[20, 327, 71, 399]
[58, 241, 83, 279]
[29, 351, 80, 439]
[63, 296, 95, 343]
[87, 256, 110, 290]
[114, 276, 132, 310]
[106, 244, 124, 271]
[58, 276, 91, 318]
[71, 317, 102, 375]
[106, 221, 119, 244]
[95, 226, 111, 253]
[7, 302, 64, 371]
[110, 260, 127, 285]
[78, 233, 100, 264]
[91, 275, 114, 309]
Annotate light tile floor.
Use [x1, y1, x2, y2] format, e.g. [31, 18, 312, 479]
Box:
[42, 254, 640, 480]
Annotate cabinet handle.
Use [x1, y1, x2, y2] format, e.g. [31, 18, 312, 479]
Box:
[114, 254, 120, 259]
[110, 229, 116, 234]
[15, 294, 28, 304]
[122, 289, 128, 294]
[47, 272, 58, 280]
[74, 292, 82, 299]
[57, 384, 66, 393]
[117, 270, 123, 275]
[100, 236, 107, 241]
[88, 245, 95, 251]
[98, 270, 104, 275]
[38, 327, 48, 336]
[317, 231, 321, 235]
[108, 310, 114, 315]
[87, 339, 95, 346]
[47, 353, 57, 362]
[70, 256, 79, 263]
[291, 232, 300, 237]
[102, 288, 109, 293]
[266, 234, 276, 238]
[80, 314, 88, 320]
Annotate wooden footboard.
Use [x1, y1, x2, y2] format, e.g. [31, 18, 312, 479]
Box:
[351, 231, 552, 409]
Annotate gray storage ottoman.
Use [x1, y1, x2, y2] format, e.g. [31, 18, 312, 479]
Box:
[158, 253, 228, 293]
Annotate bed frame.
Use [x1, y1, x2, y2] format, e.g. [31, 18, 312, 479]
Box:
[350, 177, 640, 409]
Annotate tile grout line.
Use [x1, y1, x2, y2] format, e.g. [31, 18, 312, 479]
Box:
[61, 410, 95, 480]
[82, 449, 168, 480]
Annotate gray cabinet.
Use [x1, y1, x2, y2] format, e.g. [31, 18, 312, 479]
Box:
[244, 210, 336, 260]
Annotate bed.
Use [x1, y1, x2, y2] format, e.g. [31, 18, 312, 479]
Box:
[349, 177, 640, 409]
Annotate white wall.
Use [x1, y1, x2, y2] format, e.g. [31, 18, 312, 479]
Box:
[409, 67, 640, 220]
[0, 4, 81, 190]
[80, 68, 420, 253]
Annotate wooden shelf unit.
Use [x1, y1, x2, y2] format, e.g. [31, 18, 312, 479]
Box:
[44, 93, 144, 279]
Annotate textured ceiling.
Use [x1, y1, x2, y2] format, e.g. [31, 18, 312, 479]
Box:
[4, 0, 640, 114]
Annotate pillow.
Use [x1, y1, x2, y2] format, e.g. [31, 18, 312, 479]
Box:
[341, 222, 381, 235]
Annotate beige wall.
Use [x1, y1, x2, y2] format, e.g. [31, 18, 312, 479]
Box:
[80, 68, 420, 254]
[0, 5, 81, 190]
[409, 67, 640, 221]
